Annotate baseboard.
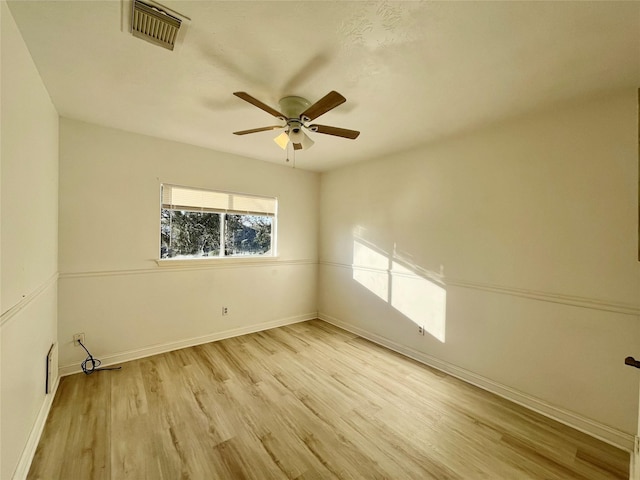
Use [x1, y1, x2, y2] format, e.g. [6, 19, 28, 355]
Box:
[58, 312, 318, 377]
[631, 436, 640, 480]
[318, 312, 635, 453]
[12, 375, 60, 480]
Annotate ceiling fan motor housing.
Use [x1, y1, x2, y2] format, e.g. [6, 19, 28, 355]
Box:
[279, 96, 311, 120]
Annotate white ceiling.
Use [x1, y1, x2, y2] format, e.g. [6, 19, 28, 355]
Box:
[7, 1, 640, 172]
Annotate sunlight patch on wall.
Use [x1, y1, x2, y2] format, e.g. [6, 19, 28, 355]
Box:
[353, 239, 390, 302]
[351, 238, 447, 342]
[391, 262, 446, 342]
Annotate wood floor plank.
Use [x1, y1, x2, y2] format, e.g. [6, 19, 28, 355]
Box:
[28, 320, 629, 479]
[27, 377, 81, 480]
[59, 373, 111, 480]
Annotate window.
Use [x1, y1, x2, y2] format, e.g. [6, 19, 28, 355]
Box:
[160, 184, 276, 259]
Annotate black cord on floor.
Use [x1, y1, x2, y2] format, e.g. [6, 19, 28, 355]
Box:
[78, 340, 122, 375]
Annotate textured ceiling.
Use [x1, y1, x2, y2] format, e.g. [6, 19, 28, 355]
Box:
[7, 1, 640, 171]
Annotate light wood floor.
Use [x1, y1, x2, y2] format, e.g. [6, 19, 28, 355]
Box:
[29, 320, 628, 479]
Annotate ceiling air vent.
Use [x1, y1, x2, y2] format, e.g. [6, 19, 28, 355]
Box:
[131, 0, 182, 51]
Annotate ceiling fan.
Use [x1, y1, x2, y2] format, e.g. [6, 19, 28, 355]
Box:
[233, 91, 360, 151]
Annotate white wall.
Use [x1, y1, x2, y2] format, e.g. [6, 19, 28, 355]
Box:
[1, 2, 59, 478]
[58, 119, 318, 372]
[318, 89, 640, 448]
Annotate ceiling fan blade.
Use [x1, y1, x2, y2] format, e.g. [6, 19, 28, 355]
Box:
[299, 91, 346, 121]
[309, 124, 360, 139]
[233, 125, 284, 135]
[233, 92, 286, 119]
[293, 143, 303, 150]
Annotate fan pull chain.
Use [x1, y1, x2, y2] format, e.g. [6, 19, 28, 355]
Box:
[285, 141, 296, 168]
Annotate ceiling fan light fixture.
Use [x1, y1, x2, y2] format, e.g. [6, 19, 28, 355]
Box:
[287, 127, 315, 150]
[287, 125, 304, 144]
[300, 131, 315, 150]
[274, 131, 290, 150]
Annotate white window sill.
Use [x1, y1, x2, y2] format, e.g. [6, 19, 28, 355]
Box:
[155, 256, 280, 268]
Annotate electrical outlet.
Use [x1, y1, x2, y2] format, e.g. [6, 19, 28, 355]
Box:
[418, 326, 425, 336]
[222, 306, 228, 316]
[73, 333, 85, 346]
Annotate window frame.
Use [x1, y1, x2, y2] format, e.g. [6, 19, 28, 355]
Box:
[157, 183, 278, 264]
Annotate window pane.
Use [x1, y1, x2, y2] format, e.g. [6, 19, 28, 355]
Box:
[224, 214, 272, 256]
[161, 209, 220, 258]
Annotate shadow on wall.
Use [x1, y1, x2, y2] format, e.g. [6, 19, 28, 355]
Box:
[351, 232, 447, 342]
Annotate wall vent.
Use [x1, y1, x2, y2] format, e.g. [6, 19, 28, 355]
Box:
[131, 0, 182, 51]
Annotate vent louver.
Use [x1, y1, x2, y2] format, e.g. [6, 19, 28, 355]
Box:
[131, 0, 181, 51]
